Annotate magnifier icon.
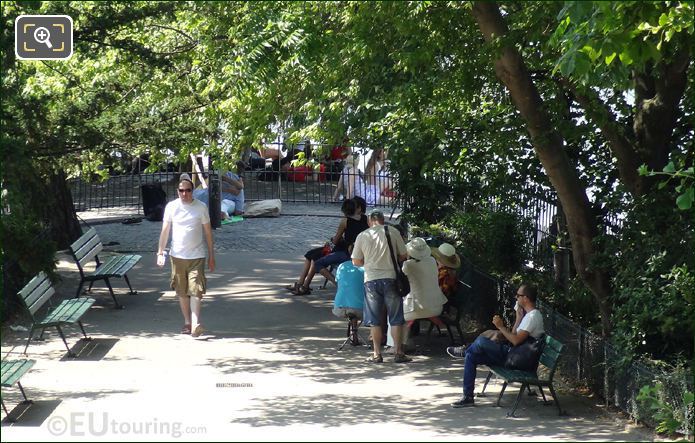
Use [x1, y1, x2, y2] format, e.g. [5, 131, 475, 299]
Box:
[33, 26, 53, 48]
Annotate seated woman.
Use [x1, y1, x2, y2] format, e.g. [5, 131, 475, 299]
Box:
[431, 242, 462, 320]
[402, 237, 448, 322]
[286, 197, 369, 295]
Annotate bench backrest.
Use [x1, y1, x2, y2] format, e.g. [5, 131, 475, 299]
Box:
[70, 228, 104, 268]
[17, 272, 55, 317]
[539, 334, 564, 379]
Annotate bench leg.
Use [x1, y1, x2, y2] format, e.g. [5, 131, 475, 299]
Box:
[507, 383, 527, 417]
[123, 274, 137, 295]
[455, 323, 464, 345]
[1, 398, 8, 416]
[87, 281, 95, 292]
[479, 372, 493, 397]
[538, 385, 549, 404]
[444, 322, 455, 346]
[23, 326, 36, 355]
[17, 381, 32, 404]
[103, 278, 124, 309]
[55, 325, 76, 358]
[77, 320, 91, 340]
[548, 383, 566, 415]
[496, 381, 508, 406]
[75, 280, 85, 298]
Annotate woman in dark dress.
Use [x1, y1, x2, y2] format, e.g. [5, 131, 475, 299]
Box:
[286, 197, 369, 295]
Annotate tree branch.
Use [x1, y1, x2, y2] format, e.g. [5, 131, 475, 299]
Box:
[560, 78, 644, 196]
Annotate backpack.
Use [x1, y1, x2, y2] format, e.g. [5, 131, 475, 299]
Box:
[141, 183, 167, 221]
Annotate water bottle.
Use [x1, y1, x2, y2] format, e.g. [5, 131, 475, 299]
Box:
[157, 249, 168, 267]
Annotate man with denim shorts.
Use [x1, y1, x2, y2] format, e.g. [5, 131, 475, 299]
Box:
[157, 175, 216, 338]
[352, 210, 412, 363]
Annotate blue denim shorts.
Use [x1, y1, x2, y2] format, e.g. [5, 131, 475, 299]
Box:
[363, 279, 405, 327]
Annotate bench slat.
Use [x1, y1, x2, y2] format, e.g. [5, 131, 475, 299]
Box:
[92, 255, 141, 277]
[18, 272, 56, 316]
[39, 298, 95, 326]
[71, 228, 104, 267]
[1, 359, 36, 387]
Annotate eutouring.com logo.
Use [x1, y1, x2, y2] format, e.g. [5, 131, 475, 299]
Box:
[47, 412, 207, 438]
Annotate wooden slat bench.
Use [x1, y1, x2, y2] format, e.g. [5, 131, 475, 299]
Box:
[1, 359, 36, 421]
[18, 272, 95, 357]
[70, 227, 141, 309]
[480, 334, 566, 417]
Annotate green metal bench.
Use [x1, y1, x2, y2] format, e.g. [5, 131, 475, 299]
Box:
[480, 334, 566, 417]
[18, 272, 95, 357]
[1, 359, 36, 421]
[70, 227, 141, 309]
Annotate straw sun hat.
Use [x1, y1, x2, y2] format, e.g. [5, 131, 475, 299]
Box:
[431, 242, 461, 269]
[406, 237, 431, 260]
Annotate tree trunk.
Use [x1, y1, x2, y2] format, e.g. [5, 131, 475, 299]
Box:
[471, 2, 613, 335]
[43, 169, 82, 249]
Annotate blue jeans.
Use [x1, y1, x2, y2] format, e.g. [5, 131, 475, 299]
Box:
[194, 190, 245, 212]
[463, 336, 510, 397]
[363, 279, 405, 327]
[314, 250, 350, 272]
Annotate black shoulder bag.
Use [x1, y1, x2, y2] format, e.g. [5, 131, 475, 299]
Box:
[385, 226, 410, 298]
[504, 334, 546, 372]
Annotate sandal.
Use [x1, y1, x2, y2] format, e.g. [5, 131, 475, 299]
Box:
[367, 354, 383, 363]
[284, 282, 299, 292]
[291, 285, 312, 296]
[181, 324, 191, 334]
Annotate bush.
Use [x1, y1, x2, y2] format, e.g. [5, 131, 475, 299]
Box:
[606, 193, 694, 362]
[1, 214, 57, 323]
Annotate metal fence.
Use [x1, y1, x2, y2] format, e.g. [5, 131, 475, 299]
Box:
[69, 168, 398, 212]
[464, 263, 693, 438]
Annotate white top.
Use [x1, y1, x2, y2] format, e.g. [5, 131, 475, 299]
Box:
[163, 199, 210, 259]
[352, 225, 406, 283]
[402, 256, 447, 321]
[517, 309, 545, 339]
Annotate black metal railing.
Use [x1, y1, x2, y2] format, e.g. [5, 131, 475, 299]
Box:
[69, 167, 400, 212]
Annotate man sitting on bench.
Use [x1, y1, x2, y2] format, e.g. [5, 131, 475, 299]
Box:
[450, 284, 544, 408]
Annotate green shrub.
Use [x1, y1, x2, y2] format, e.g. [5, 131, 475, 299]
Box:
[606, 193, 694, 362]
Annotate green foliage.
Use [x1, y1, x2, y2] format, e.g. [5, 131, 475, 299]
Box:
[0, 214, 57, 322]
[639, 161, 695, 210]
[551, 1, 694, 85]
[410, 207, 531, 278]
[638, 381, 694, 437]
[606, 193, 694, 361]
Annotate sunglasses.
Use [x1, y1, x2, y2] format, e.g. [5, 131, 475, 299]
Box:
[178, 188, 193, 193]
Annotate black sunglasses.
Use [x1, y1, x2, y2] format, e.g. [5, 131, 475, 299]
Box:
[178, 188, 193, 193]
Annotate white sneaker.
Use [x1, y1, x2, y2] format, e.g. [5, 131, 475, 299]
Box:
[191, 324, 205, 337]
[446, 345, 466, 359]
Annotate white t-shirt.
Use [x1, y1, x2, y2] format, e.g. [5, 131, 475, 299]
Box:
[163, 199, 210, 259]
[351, 224, 406, 283]
[517, 309, 545, 339]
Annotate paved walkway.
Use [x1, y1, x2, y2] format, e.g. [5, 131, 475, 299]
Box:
[1, 204, 654, 441]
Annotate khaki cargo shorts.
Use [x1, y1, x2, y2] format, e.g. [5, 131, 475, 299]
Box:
[170, 257, 207, 298]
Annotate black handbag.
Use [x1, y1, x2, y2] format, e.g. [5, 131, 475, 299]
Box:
[385, 226, 409, 298]
[504, 334, 545, 371]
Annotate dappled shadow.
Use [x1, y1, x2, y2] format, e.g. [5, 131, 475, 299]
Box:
[1, 246, 653, 440]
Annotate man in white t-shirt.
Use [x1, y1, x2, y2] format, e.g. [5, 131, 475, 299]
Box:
[451, 284, 545, 408]
[157, 176, 216, 337]
[352, 210, 411, 364]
